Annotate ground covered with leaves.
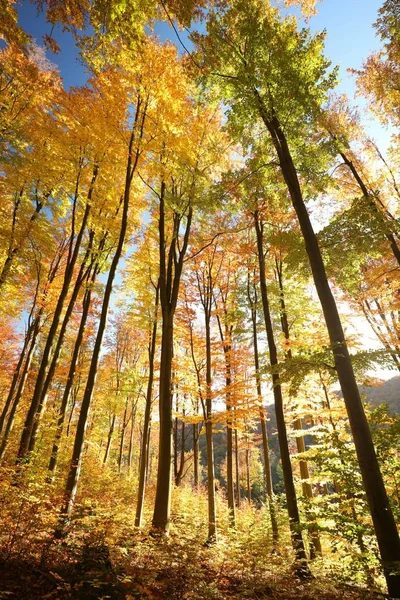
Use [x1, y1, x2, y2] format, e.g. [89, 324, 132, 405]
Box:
[0, 470, 390, 600]
[0, 534, 388, 600]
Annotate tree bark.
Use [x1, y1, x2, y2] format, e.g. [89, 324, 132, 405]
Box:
[47, 266, 97, 481]
[135, 285, 158, 527]
[256, 99, 400, 594]
[215, 311, 235, 525]
[152, 179, 193, 533]
[0, 313, 41, 462]
[234, 424, 241, 508]
[254, 211, 309, 575]
[247, 269, 279, 543]
[57, 102, 146, 532]
[275, 258, 322, 557]
[17, 164, 98, 460]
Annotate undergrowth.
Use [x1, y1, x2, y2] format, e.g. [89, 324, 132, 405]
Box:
[0, 464, 389, 599]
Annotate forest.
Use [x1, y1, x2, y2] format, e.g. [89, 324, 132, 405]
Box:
[0, 0, 400, 598]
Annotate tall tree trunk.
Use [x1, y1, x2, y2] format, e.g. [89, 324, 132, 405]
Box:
[193, 256, 218, 542]
[152, 308, 174, 531]
[254, 211, 309, 575]
[247, 270, 279, 542]
[256, 99, 400, 595]
[175, 410, 186, 487]
[17, 165, 98, 460]
[135, 286, 158, 526]
[28, 232, 96, 453]
[0, 314, 41, 462]
[234, 424, 241, 508]
[205, 314, 217, 542]
[193, 421, 199, 488]
[173, 386, 179, 482]
[275, 258, 322, 557]
[245, 440, 251, 503]
[118, 398, 129, 473]
[57, 104, 146, 532]
[152, 179, 193, 533]
[216, 312, 235, 525]
[47, 269, 96, 481]
[103, 413, 116, 465]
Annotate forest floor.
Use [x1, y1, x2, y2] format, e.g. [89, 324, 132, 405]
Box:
[0, 474, 391, 600]
[0, 531, 388, 600]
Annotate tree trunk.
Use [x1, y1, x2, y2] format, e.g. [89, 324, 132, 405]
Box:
[245, 443, 251, 503]
[247, 269, 279, 542]
[152, 178, 193, 533]
[103, 413, 116, 465]
[118, 398, 129, 473]
[18, 165, 98, 460]
[205, 314, 217, 542]
[234, 424, 241, 508]
[193, 422, 199, 488]
[28, 229, 97, 453]
[47, 272, 95, 481]
[254, 211, 309, 575]
[175, 410, 186, 487]
[152, 308, 174, 531]
[257, 101, 400, 595]
[135, 288, 158, 525]
[275, 258, 322, 557]
[216, 312, 235, 525]
[0, 314, 41, 462]
[57, 106, 146, 532]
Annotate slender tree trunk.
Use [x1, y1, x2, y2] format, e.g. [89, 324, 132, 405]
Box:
[135, 288, 158, 525]
[216, 313, 235, 525]
[0, 315, 41, 462]
[257, 101, 400, 595]
[18, 165, 98, 460]
[254, 211, 309, 575]
[275, 258, 322, 557]
[28, 235, 95, 453]
[205, 315, 217, 542]
[47, 273, 96, 481]
[194, 257, 218, 542]
[234, 423, 241, 508]
[66, 385, 78, 438]
[175, 411, 186, 486]
[152, 178, 193, 533]
[128, 407, 135, 474]
[146, 422, 152, 483]
[173, 388, 179, 482]
[57, 106, 146, 532]
[245, 442, 251, 503]
[103, 413, 116, 465]
[0, 317, 35, 436]
[118, 398, 129, 473]
[193, 421, 199, 488]
[247, 269, 279, 542]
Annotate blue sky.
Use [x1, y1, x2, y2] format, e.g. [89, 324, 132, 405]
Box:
[17, 0, 389, 143]
[18, 0, 383, 95]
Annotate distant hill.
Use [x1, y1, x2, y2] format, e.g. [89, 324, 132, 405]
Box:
[354, 376, 400, 414]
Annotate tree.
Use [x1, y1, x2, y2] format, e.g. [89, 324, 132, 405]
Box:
[194, 3, 400, 592]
